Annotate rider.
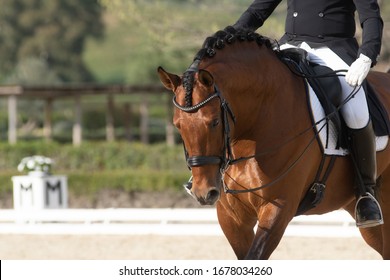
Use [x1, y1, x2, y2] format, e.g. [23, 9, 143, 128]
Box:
[232, 0, 384, 227]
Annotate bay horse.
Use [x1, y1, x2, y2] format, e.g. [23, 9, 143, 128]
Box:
[157, 27, 390, 259]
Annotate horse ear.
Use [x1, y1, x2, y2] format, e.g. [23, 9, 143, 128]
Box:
[157, 66, 181, 91]
[198, 69, 214, 88]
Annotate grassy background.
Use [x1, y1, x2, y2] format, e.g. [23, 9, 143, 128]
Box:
[2, 1, 390, 207]
[0, 141, 190, 199]
[83, 0, 287, 85]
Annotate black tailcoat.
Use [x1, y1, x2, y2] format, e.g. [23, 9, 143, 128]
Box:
[233, 0, 383, 65]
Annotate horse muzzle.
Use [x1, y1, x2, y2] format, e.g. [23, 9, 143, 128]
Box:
[183, 177, 221, 205]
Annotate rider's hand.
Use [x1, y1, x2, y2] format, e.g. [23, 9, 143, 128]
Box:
[345, 54, 372, 87]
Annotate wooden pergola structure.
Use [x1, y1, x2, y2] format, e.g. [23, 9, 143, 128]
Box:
[0, 84, 175, 146]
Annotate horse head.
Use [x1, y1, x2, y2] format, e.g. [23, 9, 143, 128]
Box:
[158, 66, 231, 205]
[157, 27, 279, 205]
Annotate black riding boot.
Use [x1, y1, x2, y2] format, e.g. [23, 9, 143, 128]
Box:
[349, 120, 383, 228]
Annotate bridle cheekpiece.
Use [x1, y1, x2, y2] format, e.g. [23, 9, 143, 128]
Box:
[173, 84, 236, 176]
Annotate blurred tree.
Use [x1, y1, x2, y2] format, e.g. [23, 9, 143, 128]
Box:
[92, 0, 388, 84]
[99, 0, 276, 84]
[0, 0, 104, 84]
[4, 57, 62, 85]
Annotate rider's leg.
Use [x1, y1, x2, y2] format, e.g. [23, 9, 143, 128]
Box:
[348, 120, 383, 227]
[299, 43, 383, 227]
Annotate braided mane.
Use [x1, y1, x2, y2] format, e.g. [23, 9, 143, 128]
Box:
[182, 26, 277, 107]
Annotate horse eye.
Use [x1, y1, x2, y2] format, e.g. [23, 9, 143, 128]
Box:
[211, 119, 220, 127]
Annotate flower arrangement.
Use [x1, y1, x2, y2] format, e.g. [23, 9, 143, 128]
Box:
[17, 155, 53, 175]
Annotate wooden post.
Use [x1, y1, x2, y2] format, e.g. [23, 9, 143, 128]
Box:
[123, 102, 133, 142]
[106, 93, 115, 142]
[140, 95, 149, 144]
[8, 95, 17, 144]
[43, 98, 53, 142]
[72, 94, 82, 146]
[165, 95, 175, 146]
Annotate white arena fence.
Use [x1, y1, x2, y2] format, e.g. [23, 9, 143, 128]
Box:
[0, 208, 360, 237]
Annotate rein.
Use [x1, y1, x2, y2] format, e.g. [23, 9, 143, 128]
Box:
[175, 70, 361, 195]
[224, 80, 362, 195]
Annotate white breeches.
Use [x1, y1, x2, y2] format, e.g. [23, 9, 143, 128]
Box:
[281, 42, 370, 129]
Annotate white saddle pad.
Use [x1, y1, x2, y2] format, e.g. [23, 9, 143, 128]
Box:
[308, 84, 388, 156]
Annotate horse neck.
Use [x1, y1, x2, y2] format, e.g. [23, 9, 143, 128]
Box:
[207, 46, 309, 145]
[219, 47, 316, 183]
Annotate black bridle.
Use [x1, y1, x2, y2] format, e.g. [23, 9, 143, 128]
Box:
[174, 71, 360, 195]
[173, 85, 236, 175]
[174, 79, 321, 196]
[174, 81, 324, 196]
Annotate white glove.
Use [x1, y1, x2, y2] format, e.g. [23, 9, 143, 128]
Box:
[345, 53, 372, 87]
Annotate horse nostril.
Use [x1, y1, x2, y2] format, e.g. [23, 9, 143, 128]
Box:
[207, 188, 220, 203]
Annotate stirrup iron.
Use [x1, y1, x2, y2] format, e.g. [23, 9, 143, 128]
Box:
[355, 192, 383, 228]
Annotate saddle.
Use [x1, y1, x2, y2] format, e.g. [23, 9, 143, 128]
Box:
[280, 47, 390, 141]
[279, 48, 390, 216]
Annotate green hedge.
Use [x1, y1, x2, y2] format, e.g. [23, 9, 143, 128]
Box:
[0, 141, 187, 171]
[0, 141, 190, 195]
[68, 170, 189, 195]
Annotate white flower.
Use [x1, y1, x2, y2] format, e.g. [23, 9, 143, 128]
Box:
[17, 155, 53, 174]
[17, 163, 24, 172]
[26, 159, 35, 169]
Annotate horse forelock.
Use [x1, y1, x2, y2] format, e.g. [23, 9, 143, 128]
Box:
[182, 26, 276, 107]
